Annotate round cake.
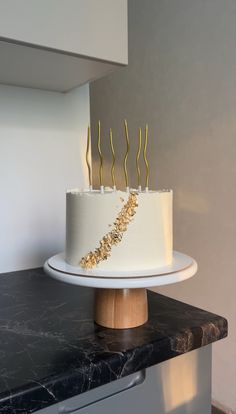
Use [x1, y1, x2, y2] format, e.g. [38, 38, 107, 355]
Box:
[65, 189, 173, 272]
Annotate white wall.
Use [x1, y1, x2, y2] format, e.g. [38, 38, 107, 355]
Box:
[90, 0, 235, 410]
[0, 84, 89, 273]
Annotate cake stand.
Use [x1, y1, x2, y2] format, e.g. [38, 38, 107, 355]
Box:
[44, 251, 197, 329]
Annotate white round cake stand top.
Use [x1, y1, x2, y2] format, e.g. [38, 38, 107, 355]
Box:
[44, 251, 197, 289]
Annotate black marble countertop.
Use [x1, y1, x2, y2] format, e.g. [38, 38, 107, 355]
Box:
[0, 268, 227, 413]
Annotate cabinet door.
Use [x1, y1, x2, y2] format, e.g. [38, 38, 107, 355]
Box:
[0, 0, 128, 64]
[35, 403, 58, 414]
[56, 346, 211, 414]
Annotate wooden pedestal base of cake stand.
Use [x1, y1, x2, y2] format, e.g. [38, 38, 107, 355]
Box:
[95, 288, 148, 329]
[44, 251, 198, 329]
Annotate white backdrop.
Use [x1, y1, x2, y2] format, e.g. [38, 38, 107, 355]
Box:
[0, 83, 90, 273]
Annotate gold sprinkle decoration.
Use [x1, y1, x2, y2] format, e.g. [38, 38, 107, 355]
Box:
[97, 120, 103, 187]
[86, 125, 92, 188]
[143, 124, 149, 189]
[80, 193, 138, 269]
[124, 119, 130, 188]
[109, 128, 116, 188]
[136, 127, 142, 188]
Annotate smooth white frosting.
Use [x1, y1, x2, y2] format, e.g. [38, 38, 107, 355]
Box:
[65, 189, 173, 272]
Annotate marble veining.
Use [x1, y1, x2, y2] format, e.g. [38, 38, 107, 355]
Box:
[0, 268, 227, 413]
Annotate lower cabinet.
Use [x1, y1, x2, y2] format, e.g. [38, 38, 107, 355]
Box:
[37, 345, 212, 414]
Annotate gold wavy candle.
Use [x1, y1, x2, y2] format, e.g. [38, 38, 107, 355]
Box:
[124, 119, 130, 190]
[86, 125, 92, 189]
[97, 120, 103, 189]
[109, 128, 116, 189]
[143, 124, 150, 190]
[136, 127, 142, 190]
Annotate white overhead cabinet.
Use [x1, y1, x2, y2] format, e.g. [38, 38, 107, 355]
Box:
[0, 0, 127, 92]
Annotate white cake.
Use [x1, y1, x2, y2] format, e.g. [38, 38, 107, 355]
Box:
[66, 189, 173, 272]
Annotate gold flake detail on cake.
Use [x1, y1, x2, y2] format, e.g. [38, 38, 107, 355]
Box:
[80, 193, 138, 269]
